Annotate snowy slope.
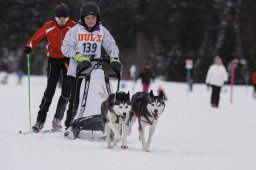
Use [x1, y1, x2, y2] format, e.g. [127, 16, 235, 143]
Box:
[0, 74, 256, 170]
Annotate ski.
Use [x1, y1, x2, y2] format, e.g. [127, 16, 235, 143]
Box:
[19, 130, 32, 135]
[19, 129, 63, 135]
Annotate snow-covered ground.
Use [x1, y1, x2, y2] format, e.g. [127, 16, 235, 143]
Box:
[0, 74, 256, 170]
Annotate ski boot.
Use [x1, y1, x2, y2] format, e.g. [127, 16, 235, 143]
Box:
[52, 118, 62, 130]
[64, 121, 81, 139]
[32, 121, 44, 133]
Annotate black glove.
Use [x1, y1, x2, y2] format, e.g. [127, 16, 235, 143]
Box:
[206, 83, 210, 90]
[24, 47, 32, 54]
[110, 58, 122, 75]
[76, 60, 92, 76]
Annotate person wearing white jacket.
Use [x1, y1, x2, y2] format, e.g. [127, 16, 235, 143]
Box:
[206, 56, 228, 108]
[61, 2, 121, 130]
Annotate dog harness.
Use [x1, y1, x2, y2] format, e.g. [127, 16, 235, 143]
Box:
[130, 110, 154, 125]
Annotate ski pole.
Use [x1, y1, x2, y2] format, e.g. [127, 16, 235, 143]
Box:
[117, 75, 120, 92]
[27, 54, 32, 131]
[115, 69, 121, 92]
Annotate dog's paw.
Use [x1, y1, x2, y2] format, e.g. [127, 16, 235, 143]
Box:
[143, 147, 150, 152]
[121, 145, 128, 149]
[142, 145, 150, 152]
[107, 145, 113, 148]
[144, 149, 150, 152]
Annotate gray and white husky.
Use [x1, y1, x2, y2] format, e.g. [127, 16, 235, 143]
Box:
[129, 90, 165, 152]
[101, 91, 131, 149]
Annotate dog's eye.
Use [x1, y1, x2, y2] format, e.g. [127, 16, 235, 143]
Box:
[125, 106, 128, 108]
[119, 106, 122, 109]
[151, 103, 155, 106]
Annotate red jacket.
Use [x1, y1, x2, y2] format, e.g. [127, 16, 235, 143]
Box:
[26, 19, 76, 59]
[252, 71, 256, 85]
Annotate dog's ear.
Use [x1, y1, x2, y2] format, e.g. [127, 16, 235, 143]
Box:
[159, 90, 164, 99]
[149, 90, 154, 97]
[127, 91, 130, 98]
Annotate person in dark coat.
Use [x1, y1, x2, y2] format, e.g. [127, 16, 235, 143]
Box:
[136, 63, 154, 92]
[251, 70, 256, 99]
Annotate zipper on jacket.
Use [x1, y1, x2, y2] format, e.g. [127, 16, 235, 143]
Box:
[60, 30, 63, 49]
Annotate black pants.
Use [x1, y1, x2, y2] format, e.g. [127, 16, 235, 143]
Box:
[36, 57, 70, 123]
[211, 85, 221, 106]
[65, 76, 83, 129]
[253, 85, 256, 92]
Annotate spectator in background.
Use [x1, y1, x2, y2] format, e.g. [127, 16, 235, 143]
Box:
[136, 62, 154, 92]
[0, 72, 8, 84]
[206, 56, 228, 108]
[130, 64, 136, 80]
[251, 70, 256, 99]
[16, 69, 24, 84]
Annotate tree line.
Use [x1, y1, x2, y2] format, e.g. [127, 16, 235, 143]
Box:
[0, 0, 256, 84]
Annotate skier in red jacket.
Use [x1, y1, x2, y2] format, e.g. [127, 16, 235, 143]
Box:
[24, 4, 76, 133]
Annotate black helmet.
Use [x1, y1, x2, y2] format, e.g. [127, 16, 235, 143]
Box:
[55, 4, 69, 18]
[80, 2, 100, 25]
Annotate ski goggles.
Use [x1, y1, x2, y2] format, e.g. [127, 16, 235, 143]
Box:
[55, 17, 69, 23]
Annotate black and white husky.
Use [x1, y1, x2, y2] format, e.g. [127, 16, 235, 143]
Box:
[101, 91, 131, 149]
[129, 90, 165, 152]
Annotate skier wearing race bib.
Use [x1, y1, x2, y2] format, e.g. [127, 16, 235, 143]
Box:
[61, 2, 121, 131]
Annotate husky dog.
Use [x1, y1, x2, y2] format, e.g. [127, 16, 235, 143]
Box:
[101, 91, 131, 148]
[129, 90, 165, 152]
